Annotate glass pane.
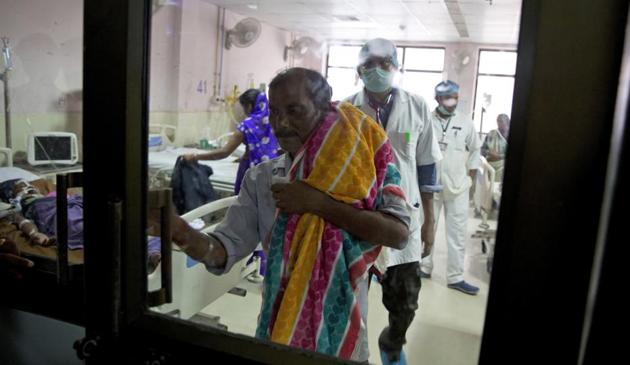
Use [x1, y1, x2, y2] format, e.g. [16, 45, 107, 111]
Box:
[147, 2, 372, 363]
[404, 47, 445, 71]
[473, 75, 515, 133]
[1, 1, 84, 284]
[478, 50, 518, 75]
[143, 1, 520, 364]
[326, 67, 363, 101]
[327, 45, 362, 68]
[399, 71, 443, 110]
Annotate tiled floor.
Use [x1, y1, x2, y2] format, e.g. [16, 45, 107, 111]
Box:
[200, 207, 497, 364]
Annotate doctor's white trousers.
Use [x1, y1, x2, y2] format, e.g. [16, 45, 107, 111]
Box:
[421, 190, 469, 284]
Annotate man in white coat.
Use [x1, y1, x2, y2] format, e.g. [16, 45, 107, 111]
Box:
[421, 80, 482, 295]
[345, 38, 442, 365]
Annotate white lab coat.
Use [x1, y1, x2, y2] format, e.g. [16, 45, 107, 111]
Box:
[432, 111, 481, 200]
[422, 110, 481, 283]
[344, 89, 442, 270]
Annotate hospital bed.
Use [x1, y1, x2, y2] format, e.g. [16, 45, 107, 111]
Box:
[148, 146, 239, 197]
[472, 156, 502, 273]
[1, 166, 256, 324]
[0, 169, 84, 284]
[148, 195, 259, 322]
[147, 125, 241, 196]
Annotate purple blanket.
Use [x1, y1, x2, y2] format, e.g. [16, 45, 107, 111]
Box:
[25, 195, 84, 249]
[24, 196, 162, 256]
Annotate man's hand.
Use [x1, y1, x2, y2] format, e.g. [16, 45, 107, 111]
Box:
[271, 182, 329, 215]
[147, 206, 227, 268]
[271, 182, 409, 248]
[0, 238, 34, 280]
[421, 219, 435, 258]
[147, 205, 189, 248]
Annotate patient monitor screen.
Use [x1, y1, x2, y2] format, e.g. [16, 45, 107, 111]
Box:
[34, 136, 72, 160]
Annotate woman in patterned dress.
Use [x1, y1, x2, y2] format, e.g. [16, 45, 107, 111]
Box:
[184, 89, 280, 194]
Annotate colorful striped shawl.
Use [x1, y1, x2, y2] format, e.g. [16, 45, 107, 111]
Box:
[255, 102, 395, 359]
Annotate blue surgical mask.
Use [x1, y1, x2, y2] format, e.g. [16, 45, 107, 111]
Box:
[360, 68, 394, 93]
[437, 105, 455, 116]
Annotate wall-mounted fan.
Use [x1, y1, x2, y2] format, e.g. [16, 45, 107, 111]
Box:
[225, 17, 262, 49]
[283, 36, 321, 61]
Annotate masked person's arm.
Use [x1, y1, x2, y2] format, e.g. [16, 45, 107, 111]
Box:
[271, 182, 409, 249]
[466, 123, 483, 177]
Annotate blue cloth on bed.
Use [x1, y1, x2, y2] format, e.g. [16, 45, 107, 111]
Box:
[171, 156, 218, 215]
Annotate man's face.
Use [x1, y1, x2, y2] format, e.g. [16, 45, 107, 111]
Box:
[269, 78, 323, 155]
[437, 93, 459, 113]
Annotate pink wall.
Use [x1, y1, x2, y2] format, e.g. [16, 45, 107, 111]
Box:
[1, 0, 323, 116]
[0, 0, 83, 114]
[175, 0, 219, 111]
[150, 4, 183, 112]
[149, 0, 323, 114]
[221, 10, 292, 95]
[0, 0, 83, 151]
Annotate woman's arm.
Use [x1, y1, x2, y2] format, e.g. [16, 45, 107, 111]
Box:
[184, 131, 244, 162]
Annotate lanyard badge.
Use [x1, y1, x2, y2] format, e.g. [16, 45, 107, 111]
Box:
[439, 117, 452, 151]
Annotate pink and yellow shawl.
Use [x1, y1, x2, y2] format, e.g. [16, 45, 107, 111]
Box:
[256, 102, 403, 359]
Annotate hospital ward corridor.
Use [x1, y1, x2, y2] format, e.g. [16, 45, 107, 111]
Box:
[1, 0, 627, 364]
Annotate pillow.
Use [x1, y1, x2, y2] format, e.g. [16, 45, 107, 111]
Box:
[0, 167, 40, 184]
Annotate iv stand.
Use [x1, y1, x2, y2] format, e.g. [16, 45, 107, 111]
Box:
[1, 37, 12, 149]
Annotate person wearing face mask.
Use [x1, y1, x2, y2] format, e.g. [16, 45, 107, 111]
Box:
[420, 80, 482, 296]
[149, 68, 412, 362]
[344, 38, 442, 365]
[481, 113, 510, 182]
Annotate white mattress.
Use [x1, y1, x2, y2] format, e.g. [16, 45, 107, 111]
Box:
[148, 147, 239, 187]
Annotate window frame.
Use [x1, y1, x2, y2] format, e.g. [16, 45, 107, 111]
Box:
[324, 44, 446, 101]
[472, 48, 518, 135]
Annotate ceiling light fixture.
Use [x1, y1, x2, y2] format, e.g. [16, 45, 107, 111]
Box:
[333, 15, 361, 22]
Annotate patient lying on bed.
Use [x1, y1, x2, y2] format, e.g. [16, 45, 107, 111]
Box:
[0, 179, 84, 249]
[0, 179, 162, 272]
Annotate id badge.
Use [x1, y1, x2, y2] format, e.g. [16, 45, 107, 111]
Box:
[439, 141, 448, 151]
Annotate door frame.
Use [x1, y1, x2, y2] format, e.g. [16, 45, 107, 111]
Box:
[479, 1, 629, 364]
[82, 0, 351, 363]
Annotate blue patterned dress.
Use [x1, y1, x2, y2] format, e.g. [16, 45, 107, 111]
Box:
[234, 92, 280, 194]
